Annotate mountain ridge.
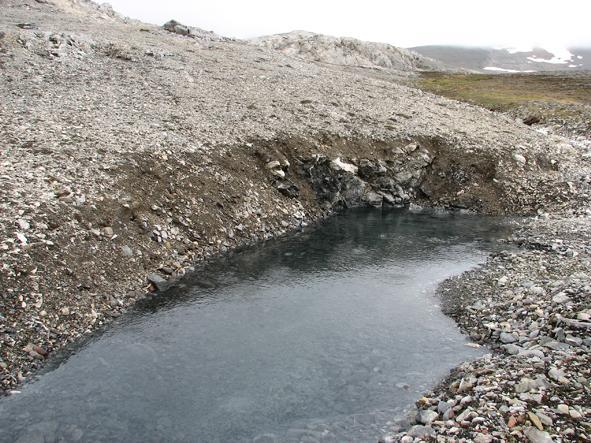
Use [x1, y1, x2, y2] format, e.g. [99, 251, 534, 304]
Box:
[249, 30, 445, 74]
[411, 44, 591, 72]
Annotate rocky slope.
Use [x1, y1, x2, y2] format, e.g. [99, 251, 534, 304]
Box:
[411, 45, 591, 73]
[1, 0, 591, 441]
[250, 30, 444, 74]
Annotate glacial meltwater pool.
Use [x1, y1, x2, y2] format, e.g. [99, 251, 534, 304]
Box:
[0, 208, 510, 443]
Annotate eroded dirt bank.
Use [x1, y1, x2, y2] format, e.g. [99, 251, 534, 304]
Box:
[1, 1, 591, 441]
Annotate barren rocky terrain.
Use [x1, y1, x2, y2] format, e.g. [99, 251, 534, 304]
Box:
[1, 0, 590, 441]
[250, 30, 444, 75]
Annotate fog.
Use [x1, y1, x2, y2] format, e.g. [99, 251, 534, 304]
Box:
[105, 0, 591, 48]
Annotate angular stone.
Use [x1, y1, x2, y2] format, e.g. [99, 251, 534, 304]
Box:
[525, 427, 553, 443]
[552, 293, 570, 304]
[147, 273, 167, 291]
[406, 425, 435, 438]
[500, 332, 517, 344]
[419, 409, 438, 425]
[548, 367, 569, 384]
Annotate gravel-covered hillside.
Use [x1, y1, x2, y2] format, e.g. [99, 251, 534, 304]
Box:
[250, 30, 445, 74]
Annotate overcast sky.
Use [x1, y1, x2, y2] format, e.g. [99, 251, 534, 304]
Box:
[105, 0, 591, 49]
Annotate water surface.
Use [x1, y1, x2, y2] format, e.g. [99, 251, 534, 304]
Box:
[0, 208, 509, 442]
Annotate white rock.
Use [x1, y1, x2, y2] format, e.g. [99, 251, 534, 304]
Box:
[474, 433, 493, 443]
[513, 152, 527, 165]
[17, 219, 30, 230]
[548, 367, 568, 384]
[271, 169, 285, 178]
[552, 292, 570, 304]
[569, 408, 582, 419]
[557, 404, 569, 415]
[15, 232, 28, 245]
[266, 160, 281, 170]
[330, 157, 358, 174]
[500, 332, 517, 343]
[525, 427, 553, 443]
[419, 409, 438, 425]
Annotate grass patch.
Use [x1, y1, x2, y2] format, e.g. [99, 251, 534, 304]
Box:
[418, 72, 591, 112]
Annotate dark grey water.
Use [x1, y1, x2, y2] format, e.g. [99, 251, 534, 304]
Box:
[0, 209, 509, 443]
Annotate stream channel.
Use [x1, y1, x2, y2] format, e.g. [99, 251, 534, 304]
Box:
[0, 208, 512, 442]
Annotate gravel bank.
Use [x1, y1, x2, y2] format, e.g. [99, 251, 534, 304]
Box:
[1, 2, 591, 441]
[385, 206, 591, 442]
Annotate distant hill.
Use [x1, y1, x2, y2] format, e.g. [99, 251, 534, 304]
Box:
[410, 45, 591, 73]
[250, 31, 445, 73]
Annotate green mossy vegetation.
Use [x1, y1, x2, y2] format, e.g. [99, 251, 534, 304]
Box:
[418, 72, 591, 111]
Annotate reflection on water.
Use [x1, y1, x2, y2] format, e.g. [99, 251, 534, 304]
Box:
[0, 208, 510, 443]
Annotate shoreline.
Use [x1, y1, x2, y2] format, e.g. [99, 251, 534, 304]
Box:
[387, 213, 591, 442]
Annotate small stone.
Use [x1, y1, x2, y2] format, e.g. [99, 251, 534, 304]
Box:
[535, 412, 553, 426]
[271, 169, 285, 178]
[527, 411, 544, 431]
[516, 378, 537, 393]
[507, 416, 518, 428]
[16, 23, 37, 29]
[474, 433, 493, 443]
[265, 160, 281, 170]
[500, 332, 517, 344]
[552, 293, 570, 304]
[503, 344, 522, 355]
[102, 226, 114, 237]
[524, 427, 553, 443]
[520, 393, 543, 404]
[330, 157, 358, 174]
[548, 367, 568, 384]
[565, 335, 582, 346]
[15, 232, 28, 245]
[121, 245, 133, 257]
[557, 404, 569, 415]
[442, 408, 455, 420]
[419, 409, 438, 425]
[513, 152, 527, 165]
[147, 273, 167, 291]
[437, 400, 451, 414]
[458, 375, 477, 392]
[17, 219, 30, 230]
[460, 395, 472, 405]
[406, 425, 435, 438]
[569, 408, 582, 419]
[364, 191, 383, 207]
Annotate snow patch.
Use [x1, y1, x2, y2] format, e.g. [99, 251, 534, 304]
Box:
[527, 47, 574, 64]
[483, 67, 536, 73]
[577, 55, 583, 59]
